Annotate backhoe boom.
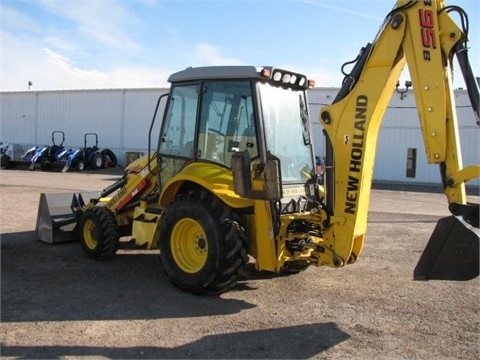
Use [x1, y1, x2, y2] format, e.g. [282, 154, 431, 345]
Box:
[317, 0, 479, 279]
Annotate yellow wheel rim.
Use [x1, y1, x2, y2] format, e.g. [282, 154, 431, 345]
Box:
[171, 218, 208, 273]
[83, 218, 98, 250]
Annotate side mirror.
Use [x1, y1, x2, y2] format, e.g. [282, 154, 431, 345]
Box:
[231, 150, 282, 200]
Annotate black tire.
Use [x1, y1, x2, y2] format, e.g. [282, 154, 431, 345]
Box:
[101, 149, 118, 168]
[90, 152, 103, 170]
[76, 160, 85, 172]
[40, 158, 50, 171]
[79, 207, 120, 260]
[1, 154, 11, 169]
[158, 189, 248, 295]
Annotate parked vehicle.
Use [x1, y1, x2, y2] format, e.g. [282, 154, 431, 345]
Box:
[0, 141, 24, 169]
[1, 131, 65, 170]
[60, 133, 117, 172]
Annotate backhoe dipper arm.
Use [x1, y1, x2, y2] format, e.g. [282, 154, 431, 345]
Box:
[317, 0, 479, 279]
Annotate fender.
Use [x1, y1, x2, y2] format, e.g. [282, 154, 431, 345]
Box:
[159, 161, 254, 209]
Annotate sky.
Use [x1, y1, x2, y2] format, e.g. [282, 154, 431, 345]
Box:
[1, 0, 479, 91]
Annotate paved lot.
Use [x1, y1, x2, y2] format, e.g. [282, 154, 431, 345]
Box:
[1, 168, 479, 359]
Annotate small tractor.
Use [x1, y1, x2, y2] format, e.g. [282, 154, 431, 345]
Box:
[2, 131, 66, 170]
[59, 133, 116, 172]
[0, 141, 24, 169]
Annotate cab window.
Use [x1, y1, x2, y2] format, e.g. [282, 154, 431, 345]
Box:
[159, 84, 198, 157]
[198, 81, 258, 167]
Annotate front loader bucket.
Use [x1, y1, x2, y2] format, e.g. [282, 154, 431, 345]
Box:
[414, 215, 479, 281]
[35, 192, 99, 243]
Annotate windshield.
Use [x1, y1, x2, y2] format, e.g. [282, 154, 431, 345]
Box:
[259, 83, 314, 183]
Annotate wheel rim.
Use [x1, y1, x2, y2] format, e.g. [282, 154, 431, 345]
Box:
[83, 218, 98, 250]
[95, 156, 102, 168]
[171, 218, 208, 273]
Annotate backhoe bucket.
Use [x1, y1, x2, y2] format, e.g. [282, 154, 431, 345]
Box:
[414, 215, 479, 281]
[35, 192, 99, 243]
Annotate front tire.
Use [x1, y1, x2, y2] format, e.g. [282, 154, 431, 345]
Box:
[1, 154, 11, 169]
[76, 160, 85, 172]
[159, 190, 248, 295]
[90, 153, 103, 170]
[40, 158, 50, 171]
[79, 207, 120, 260]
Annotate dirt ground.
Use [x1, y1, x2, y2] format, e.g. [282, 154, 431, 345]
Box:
[0, 168, 479, 359]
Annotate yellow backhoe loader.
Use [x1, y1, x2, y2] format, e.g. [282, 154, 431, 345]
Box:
[36, 0, 479, 294]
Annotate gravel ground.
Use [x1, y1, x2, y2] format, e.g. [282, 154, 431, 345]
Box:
[0, 168, 479, 359]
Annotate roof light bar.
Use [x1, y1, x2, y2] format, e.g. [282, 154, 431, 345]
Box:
[266, 68, 313, 90]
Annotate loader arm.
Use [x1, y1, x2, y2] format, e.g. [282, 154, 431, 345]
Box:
[316, 0, 479, 279]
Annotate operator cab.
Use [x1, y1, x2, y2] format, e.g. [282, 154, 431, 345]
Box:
[157, 66, 318, 210]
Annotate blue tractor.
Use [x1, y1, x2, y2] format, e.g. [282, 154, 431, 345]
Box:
[1, 131, 66, 170]
[60, 133, 116, 172]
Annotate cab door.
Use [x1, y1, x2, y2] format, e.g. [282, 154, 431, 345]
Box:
[158, 83, 200, 188]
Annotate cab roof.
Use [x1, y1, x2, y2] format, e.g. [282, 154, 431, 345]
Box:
[168, 66, 271, 83]
[168, 66, 312, 90]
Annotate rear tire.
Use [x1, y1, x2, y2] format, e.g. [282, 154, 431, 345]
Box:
[159, 189, 248, 294]
[79, 207, 120, 260]
[101, 149, 118, 168]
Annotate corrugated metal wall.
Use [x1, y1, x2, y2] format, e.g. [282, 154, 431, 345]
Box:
[308, 88, 479, 187]
[1, 92, 38, 144]
[0, 88, 168, 164]
[1, 87, 478, 186]
[122, 89, 166, 151]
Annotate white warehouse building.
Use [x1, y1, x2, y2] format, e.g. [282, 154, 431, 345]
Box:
[0, 87, 478, 188]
